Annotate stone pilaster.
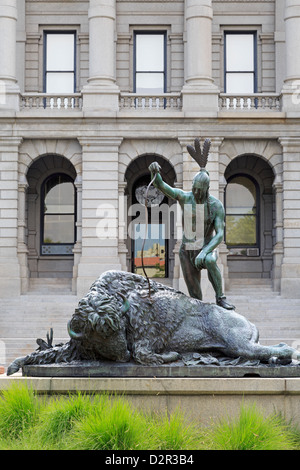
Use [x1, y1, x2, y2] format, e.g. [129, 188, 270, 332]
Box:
[76, 137, 123, 297]
[282, 0, 300, 114]
[17, 174, 29, 294]
[0, 0, 20, 110]
[182, 0, 219, 115]
[0, 137, 23, 296]
[72, 174, 83, 293]
[278, 137, 300, 298]
[82, 0, 119, 112]
[272, 175, 284, 292]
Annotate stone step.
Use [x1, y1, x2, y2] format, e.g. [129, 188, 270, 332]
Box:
[28, 278, 73, 295]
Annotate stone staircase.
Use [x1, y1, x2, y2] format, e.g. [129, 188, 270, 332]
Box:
[226, 278, 300, 348]
[1, 277, 300, 369]
[0, 279, 78, 368]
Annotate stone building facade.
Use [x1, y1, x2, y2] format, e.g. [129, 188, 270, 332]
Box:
[0, 0, 300, 300]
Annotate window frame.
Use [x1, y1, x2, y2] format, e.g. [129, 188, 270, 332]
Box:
[224, 31, 257, 94]
[225, 173, 260, 250]
[131, 175, 169, 278]
[133, 31, 167, 94]
[43, 30, 77, 94]
[40, 173, 77, 256]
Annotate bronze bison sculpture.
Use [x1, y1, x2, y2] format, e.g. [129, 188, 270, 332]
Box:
[7, 270, 300, 375]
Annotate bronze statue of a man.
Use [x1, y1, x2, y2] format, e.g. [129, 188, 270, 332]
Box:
[149, 138, 234, 310]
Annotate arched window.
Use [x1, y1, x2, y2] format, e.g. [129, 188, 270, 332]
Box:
[225, 175, 259, 249]
[131, 175, 168, 278]
[41, 173, 76, 255]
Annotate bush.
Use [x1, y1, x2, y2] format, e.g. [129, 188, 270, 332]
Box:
[68, 395, 153, 450]
[0, 382, 41, 441]
[27, 392, 94, 449]
[0, 383, 299, 450]
[205, 403, 297, 451]
[145, 409, 204, 450]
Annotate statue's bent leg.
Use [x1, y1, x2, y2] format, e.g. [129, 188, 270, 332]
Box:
[205, 251, 223, 299]
[179, 246, 202, 300]
[205, 252, 235, 310]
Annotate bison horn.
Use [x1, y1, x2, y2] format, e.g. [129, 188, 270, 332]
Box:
[117, 292, 130, 314]
[67, 320, 83, 340]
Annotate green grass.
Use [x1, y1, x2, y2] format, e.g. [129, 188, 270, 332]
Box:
[0, 382, 41, 441]
[0, 383, 299, 450]
[204, 403, 297, 450]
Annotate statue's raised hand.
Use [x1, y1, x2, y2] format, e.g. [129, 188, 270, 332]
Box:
[149, 162, 161, 175]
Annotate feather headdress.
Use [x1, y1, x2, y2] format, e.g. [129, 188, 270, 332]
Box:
[187, 138, 211, 170]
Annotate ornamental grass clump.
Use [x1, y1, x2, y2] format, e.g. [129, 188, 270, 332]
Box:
[206, 403, 297, 451]
[68, 395, 153, 450]
[28, 392, 94, 449]
[0, 383, 41, 441]
[146, 409, 204, 450]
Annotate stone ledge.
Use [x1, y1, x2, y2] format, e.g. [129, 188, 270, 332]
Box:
[2, 373, 300, 425]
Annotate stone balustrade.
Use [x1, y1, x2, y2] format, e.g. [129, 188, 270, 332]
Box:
[20, 93, 83, 110]
[219, 93, 282, 111]
[18, 92, 283, 113]
[119, 93, 182, 111]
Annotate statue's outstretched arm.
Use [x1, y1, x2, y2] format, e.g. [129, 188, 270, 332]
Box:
[149, 162, 184, 201]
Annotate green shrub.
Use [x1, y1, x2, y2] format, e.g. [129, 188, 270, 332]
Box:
[205, 403, 297, 450]
[68, 395, 153, 450]
[27, 392, 94, 449]
[0, 383, 41, 441]
[0, 382, 299, 451]
[146, 409, 204, 450]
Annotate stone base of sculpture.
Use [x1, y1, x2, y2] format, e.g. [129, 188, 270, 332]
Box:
[21, 358, 300, 378]
[6, 270, 300, 377]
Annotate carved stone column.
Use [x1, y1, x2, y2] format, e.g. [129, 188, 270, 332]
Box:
[83, 0, 119, 112]
[0, 0, 20, 110]
[182, 0, 219, 115]
[282, 0, 300, 114]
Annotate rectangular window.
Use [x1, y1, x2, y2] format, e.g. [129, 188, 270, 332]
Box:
[225, 32, 256, 93]
[44, 32, 76, 93]
[134, 32, 166, 94]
